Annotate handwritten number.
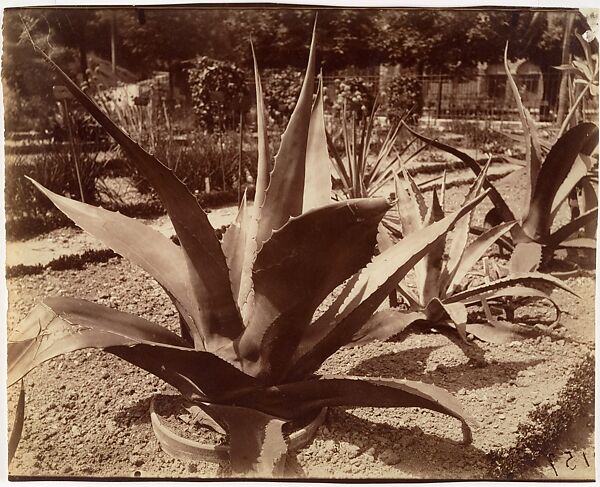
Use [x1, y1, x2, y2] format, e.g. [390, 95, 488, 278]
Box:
[547, 454, 559, 477]
[565, 450, 576, 470]
[582, 451, 590, 467]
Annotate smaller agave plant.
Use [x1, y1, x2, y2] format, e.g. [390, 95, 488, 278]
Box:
[9, 30, 481, 477]
[351, 164, 576, 346]
[326, 101, 429, 237]
[405, 64, 598, 275]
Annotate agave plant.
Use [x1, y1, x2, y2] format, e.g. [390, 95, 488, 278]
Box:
[404, 54, 599, 274]
[9, 32, 480, 477]
[351, 164, 575, 346]
[554, 32, 599, 138]
[327, 102, 431, 238]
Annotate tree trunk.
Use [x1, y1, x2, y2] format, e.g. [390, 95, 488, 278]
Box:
[557, 12, 575, 124]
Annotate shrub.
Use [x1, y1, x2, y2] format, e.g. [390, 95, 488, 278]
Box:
[187, 56, 249, 132]
[4, 145, 107, 220]
[263, 68, 303, 127]
[331, 76, 376, 117]
[387, 74, 422, 125]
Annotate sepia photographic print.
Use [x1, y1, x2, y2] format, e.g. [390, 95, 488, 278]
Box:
[2, 2, 598, 482]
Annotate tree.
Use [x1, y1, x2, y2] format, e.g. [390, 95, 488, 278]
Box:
[225, 8, 381, 70]
[13, 8, 109, 81]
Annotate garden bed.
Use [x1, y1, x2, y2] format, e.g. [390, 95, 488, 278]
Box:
[6, 256, 595, 480]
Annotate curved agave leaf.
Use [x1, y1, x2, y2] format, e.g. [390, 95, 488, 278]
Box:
[394, 171, 422, 236]
[403, 123, 517, 231]
[222, 191, 249, 304]
[8, 297, 258, 401]
[239, 25, 318, 323]
[445, 221, 516, 297]
[28, 178, 200, 340]
[202, 404, 288, 477]
[348, 309, 428, 346]
[550, 153, 595, 218]
[522, 123, 599, 241]
[235, 42, 273, 316]
[232, 375, 474, 443]
[439, 161, 493, 297]
[504, 43, 543, 204]
[545, 207, 598, 250]
[303, 76, 333, 212]
[459, 286, 554, 306]
[402, 167, 428, 223]
[254, 24, 317, 248]
[37, 47, 242, 351]
[418, 189, 446, 305]
[445, 272, 576, 305]
[8, 381, 25, 464]
[508, 242, 543, 274]
[580, 177, 599, 238]
[236, 198, 390, 381]
[557, 237, 596, 249]
[290, 191, 489, 379]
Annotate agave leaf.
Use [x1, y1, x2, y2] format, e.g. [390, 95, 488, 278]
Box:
[551, 153, 595, 218]
[222, 191, 249, 306]
[445, 272, 576, 305]
[290, 190, 489, 378]
[237, 198, 390, 381]
[445, 222, 516, 297]
[239, 26, 318, 323]
[377, 222, 395, 252]
[394, 171, 422, 236]
[303, 76, 333, 212]
[251, 42, 271, 211]
[37, 47, 242, 351]
[522, 123, 599, 241]
[403, 123, 517, 228]
[545, 207, 598, 250]
[466, 321, 537, 344]
[580, 177, 598, 238]
[367, 154, 401, 197]
[8, 297, 257, 400]
[418, 189, 446, 305]
[459, 286, 554, 306]
[440, 169, 448, 210]
[254, 24, 317, 248]
[27, 178, 201, 340]
[326, 129, 352, 191]
[556, 237, 596, 249]
[508, 242, 543, 274]
[402, 167, 428, 222]
[348, 309, 428, 347]
[440, 162, 493, 296]
[8, 381, 25, 464]
[236, 43, 274, 321]
[365, 121, 401, 187]
[397, 283, 421, 309]
[201, 404, 288, 477]
[233, 376, 474, 443]
[504, 43, 543, 202]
